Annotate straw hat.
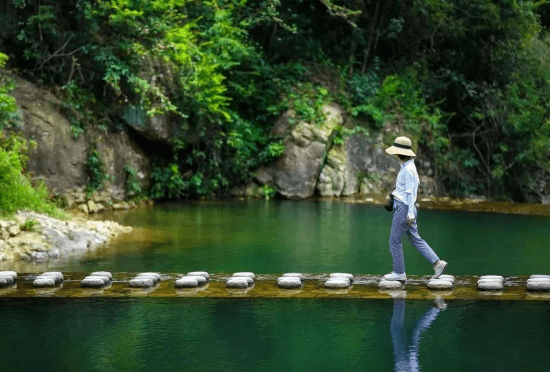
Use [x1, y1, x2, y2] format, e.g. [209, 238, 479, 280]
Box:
[385, 136, 416, 157]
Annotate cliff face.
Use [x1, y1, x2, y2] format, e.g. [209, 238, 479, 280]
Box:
[9, 75, 151, 208]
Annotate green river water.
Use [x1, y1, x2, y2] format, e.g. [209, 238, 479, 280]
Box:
[26, 199, 550, 276]
[1, 200, 550, 371]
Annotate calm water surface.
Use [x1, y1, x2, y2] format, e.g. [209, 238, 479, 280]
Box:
[0, 298, 549, 371]
[25, 199, 550, 276]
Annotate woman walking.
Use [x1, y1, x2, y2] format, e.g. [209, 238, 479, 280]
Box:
[383, 136, 447, 281]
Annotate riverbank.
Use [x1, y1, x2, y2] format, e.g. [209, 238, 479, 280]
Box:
[0, 210, 132, 262]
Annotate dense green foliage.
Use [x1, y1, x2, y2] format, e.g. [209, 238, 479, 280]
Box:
[2, 0, 550, 201]
[0, 52, 63, 217]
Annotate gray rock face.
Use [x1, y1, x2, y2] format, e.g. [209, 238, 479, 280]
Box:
[427, 280, 454, 289]
[277, 277, 302, 289]
[378, 280, 404, 290]
[324, 278, 350, 289]
[226, 278, 249, 288]
[175, 277, 199, 288]
[477, 281, 503, 291]
[187, 271, 209, 280]
[129, 278, 155, 288]
[232, 272, 255, 280]
[9, 75, 151, 199]
[255, 104, 344, 198]
[33, 277, 56, 287]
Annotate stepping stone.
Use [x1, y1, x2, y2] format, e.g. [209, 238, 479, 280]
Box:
[330, 273, 354, 283]
[282, 273, 304, 281]
[378, 280, 404, 290]
[477, 281, 503, 291]
[529, 275, 550, 280]
[175, 277, 199, 288]
[129, 278, 155, 288]
[81, 276, 107, 288]
[479, 275, 504, 282]
[438, 275, 455, 283]
[186, 275, 207, 286]
[277, 277, 302, 289]
[0, 271, 17, 279]
[138, 272, 161, 281]
[427, 279, 454, 290]
[134, 274, 159, 284]
[236, 276, 254, 285]
[91, 271, 113, 280]
[324, 278, 350, 289]
[188, 271, 209, 280]
[232, 272, 255, 280]
[41, 272, 64, 283]
[0, 278, 8, 287]
[33, 277, 56, 287]
[226, 278, 249, 288]
[526, 280, 550, 291]
[0, 274, 15, 285]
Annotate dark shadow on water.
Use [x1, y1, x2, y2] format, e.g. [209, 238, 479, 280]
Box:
[390, 295, 445, 372]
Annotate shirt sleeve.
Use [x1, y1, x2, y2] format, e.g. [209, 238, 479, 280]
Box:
[404, 170, 415, 216]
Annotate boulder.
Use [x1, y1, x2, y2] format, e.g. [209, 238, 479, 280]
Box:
[186, 275, 207, 286]
[255, 104, 344, 198]
[0, 274, 14, 285]
[0, 278, 8, 287]
[438, 275, 455, 283]
[0, 271, 17, 279]
[41, 272, 64, 283]
[87, 200, 105, 214]
[138, 272, 161, 281]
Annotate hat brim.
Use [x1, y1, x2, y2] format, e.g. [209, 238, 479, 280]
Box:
[385, 146, 416, 157]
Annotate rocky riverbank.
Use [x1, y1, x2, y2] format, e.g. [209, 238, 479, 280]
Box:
[0, 211, 132, 262]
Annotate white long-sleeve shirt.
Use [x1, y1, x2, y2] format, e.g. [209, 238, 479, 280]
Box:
[391, 159, 419, 218]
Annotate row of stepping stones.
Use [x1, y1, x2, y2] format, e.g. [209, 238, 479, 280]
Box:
[1, 270, 549, 292]
[378, 275, 454, 290]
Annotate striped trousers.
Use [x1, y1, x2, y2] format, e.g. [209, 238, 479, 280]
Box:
[390, 200, 439, 274]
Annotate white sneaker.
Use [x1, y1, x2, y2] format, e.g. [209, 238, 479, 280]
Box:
[431, 260, 447, 280]
[383, 272, 406, 281]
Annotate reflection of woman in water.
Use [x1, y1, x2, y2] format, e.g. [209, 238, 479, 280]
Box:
[390, 297, 446, 372]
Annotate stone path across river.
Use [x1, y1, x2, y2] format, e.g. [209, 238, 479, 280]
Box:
[0, 272, 549, 300]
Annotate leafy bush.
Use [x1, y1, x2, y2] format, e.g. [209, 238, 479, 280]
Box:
[85, 145, 109, 193]
[0, 133, 63, 217]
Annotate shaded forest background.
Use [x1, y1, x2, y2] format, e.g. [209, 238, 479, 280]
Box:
[1, 0, 550, 203]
